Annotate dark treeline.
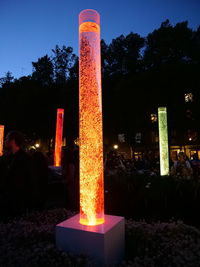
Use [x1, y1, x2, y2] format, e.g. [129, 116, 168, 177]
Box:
[0, 20, 200, 147]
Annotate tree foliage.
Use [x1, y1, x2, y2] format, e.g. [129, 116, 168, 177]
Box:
[32, 55, 54, 86]
[52, 45, 77, 84]
[0, 20, 199, 147]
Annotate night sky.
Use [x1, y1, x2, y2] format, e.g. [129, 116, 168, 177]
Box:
[1, 0, 200, 78]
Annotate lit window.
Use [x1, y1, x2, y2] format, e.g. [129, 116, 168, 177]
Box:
[151, 114, 157, 123]
[134, 152, 142, 160]
[118, 134, 125, 143]
[151, 131, 159, 143]
[185, 93, 193, 102]
[186, 109, 192, 119]
[135, 133, 142, 143]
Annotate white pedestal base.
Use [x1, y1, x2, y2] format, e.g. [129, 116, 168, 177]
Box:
[56, 214, 125, 265]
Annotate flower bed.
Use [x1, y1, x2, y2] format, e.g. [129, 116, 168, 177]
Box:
[125, 219, 200, 266]
[0, 209, 200, 266]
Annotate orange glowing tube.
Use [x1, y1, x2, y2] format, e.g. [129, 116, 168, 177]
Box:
[0, 125, 4, 156]
[79, 9, 104, 226]
[54, 108, 64, 167]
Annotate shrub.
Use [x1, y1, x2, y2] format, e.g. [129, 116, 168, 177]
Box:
[1, 209, 200, 266]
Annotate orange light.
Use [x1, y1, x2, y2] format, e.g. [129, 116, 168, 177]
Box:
[0, 125, 4, 156]
[54, 108, 64, 167]
[79, 9, 104, 226]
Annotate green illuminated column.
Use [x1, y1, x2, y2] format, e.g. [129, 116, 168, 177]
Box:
[158, 107, 169, 176]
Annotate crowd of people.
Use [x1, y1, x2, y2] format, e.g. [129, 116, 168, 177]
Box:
[0, 131, 81, 221]
[1, 130, 200, 221]
[105, 150, 200, 180]
[0, 131, 48, 221]
[104, 150, 160, 177]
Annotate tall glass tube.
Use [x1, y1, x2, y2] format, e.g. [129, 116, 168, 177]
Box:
[0, 125, 4, 156]
[54, 108, 64, 167]
[79, 9, 104, 226]
[158, 107, 169, 176]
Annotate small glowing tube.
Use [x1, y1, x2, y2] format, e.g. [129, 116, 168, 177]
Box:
[54, 108, 64, 167]
[0, 125, 4, 156]
[79, 9, 104, 226]
[158, 107, 169, 176]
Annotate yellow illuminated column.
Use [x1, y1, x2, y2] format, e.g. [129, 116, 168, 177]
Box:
[0, 125, 4, 156]
[79, 9, 104, 226]
[54, 108, 64, 167]
[158, 107, 169, 176]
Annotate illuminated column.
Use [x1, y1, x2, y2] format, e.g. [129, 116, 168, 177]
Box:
[158, 107, 169, 176]
[55, 11, 125, 264]
[0, 125, 4, 156]
[79, 9, 104, 226]
[54, 108, 64, 167]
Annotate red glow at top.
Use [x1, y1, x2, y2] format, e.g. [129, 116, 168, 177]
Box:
[79, 9, 100, 25]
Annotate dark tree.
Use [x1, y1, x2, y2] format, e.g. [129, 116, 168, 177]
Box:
[1, 20, 200, 151]
[52, 45, 77, 84]
[103, 33, 144, 76]
[0, 71, 14, 87]
[144, 20, 194, 68]
[32, 55, 54, 86]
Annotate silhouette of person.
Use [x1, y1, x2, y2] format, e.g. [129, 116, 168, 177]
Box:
[31, 151, 49, 210]
[0, 131, 33, 220]
[171, 152, 193, 179]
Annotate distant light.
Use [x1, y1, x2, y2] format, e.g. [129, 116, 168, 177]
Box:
[189, 137, 192, 141]
[35, 143, 40, 148]
[74, 137, 79, 146]
[113, 144, 118, 149]
[151, 113, 157, 123]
